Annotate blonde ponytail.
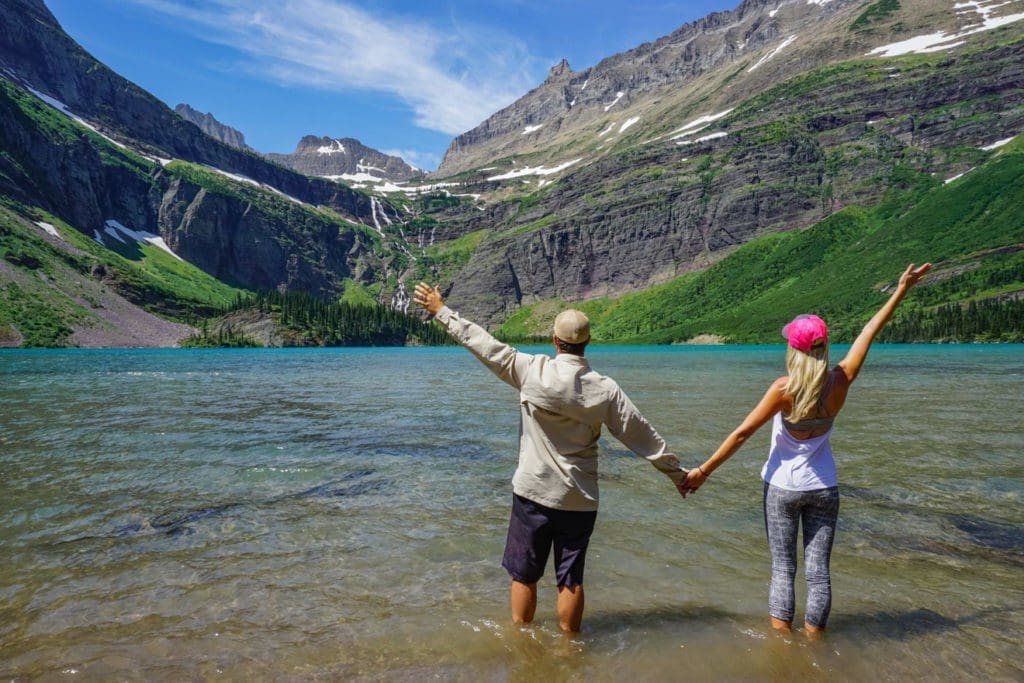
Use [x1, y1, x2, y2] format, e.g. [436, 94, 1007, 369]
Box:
[784, 342, 830, 421]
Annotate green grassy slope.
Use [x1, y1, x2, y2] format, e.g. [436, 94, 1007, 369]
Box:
[0, 202, 245, 346]
[497, 140, 1024, 344]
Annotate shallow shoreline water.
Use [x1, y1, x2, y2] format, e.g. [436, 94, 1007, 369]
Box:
[1, 345, 1022, 680]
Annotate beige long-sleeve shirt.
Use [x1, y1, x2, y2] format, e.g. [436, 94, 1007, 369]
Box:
[436, 305, 687, 511]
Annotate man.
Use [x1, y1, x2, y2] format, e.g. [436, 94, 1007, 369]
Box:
[413, 283, 688, 633]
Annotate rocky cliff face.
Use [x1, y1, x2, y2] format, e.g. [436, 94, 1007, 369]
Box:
[267, 136, 418, 181]
[174, 104, 253, 152]
[156, 179, 378, 296]
[434, 32, 1024, 325]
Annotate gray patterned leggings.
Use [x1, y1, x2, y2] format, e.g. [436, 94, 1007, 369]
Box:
[763, 483, 840, 628]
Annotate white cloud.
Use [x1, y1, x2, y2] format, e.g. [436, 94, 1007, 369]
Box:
[127, 0, 540, 135]
[381, 148, 441, 171]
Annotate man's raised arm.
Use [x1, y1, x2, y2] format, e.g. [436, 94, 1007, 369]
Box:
[414, 283, 532, 390]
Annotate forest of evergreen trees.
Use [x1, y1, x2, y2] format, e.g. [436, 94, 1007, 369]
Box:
[880, 298, 1024, 342]
[185, 290, 452, 347]
[183, 287, 1022, 348]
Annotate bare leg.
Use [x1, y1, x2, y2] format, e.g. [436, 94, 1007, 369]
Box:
[771, 617, 793, 633]
[557, 584, 585, 633]
[510, 580, 537, 625]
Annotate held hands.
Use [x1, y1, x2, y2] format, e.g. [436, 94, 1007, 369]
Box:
[413, 282, 444, 315]
[897, 263, 932, 292]
[676, 467, 709, 498]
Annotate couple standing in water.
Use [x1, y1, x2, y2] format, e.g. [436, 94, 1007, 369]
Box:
[413, 263, 931, 636]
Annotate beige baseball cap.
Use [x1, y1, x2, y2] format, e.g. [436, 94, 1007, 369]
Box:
[553, 309, 591, 344]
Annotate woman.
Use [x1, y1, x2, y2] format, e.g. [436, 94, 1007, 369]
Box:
[680, 263, 932, 638]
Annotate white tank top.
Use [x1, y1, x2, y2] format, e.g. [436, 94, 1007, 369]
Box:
[761, 412, 838, 491]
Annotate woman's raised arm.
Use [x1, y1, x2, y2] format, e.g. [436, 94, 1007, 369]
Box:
[838, 263, 931, 384]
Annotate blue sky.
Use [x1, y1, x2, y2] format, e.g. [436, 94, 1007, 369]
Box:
[47, 0, 739, 170]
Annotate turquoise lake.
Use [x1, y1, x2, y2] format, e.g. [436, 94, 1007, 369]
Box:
[1, 345, 1022, 680]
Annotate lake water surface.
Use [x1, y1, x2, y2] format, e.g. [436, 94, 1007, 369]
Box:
[1, 346, 1022, 680]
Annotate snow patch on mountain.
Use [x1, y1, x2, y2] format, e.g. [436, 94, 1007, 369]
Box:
[748, 35, 798, 73]
[317, 140, 347, 155]
[670, 124, 709, 141]
[329, 174, 470, 199]
[330, 172, 383, 185]
[36, 222, 60, 239]
[981, 137, 1015, 150]
[204, 165, 260, 187]
[868, 0, 1024, 57]
[487, 158, 584, 181]
[598, 121, 617, 138]
[944, 168, 974, 183]
[523, 124, 544, 135]
[202, 166, 307, 205]
[666, 109, 735, 141]
[357, 161, 387, 174]
[677, 131, 729, 146]
[103, 219, 183, 261]
[103, 224, 126, 243]
[24, 85, 131, 152]
[619, 117, 641, 133]
[604, 91, 625, 112]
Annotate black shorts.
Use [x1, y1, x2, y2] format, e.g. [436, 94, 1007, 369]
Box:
[501, 494, 598, 588]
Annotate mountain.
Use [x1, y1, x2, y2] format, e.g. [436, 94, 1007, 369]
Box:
[496, 136, 1024, 343]
[437, 0, 865, 176]
[0, 0, 417, 346]
[174, 103, 253, 152]
[417, 0, 1024, 328]
[0, 0, 1022, 347]
[267, 136, 418, 183]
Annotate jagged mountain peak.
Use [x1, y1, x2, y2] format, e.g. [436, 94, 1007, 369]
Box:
[546, 58, 573, 80]
[174, 103, 252, 152]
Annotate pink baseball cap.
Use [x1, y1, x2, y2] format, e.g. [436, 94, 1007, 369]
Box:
[781, 314, 828, 352]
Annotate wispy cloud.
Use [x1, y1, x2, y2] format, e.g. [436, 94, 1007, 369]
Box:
[382, 148, 441, 172]
[128, 0, 543, 135]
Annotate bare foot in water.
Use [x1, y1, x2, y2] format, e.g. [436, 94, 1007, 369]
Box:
[770, 617, 793, 634]
[804, 623, 825, 641]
